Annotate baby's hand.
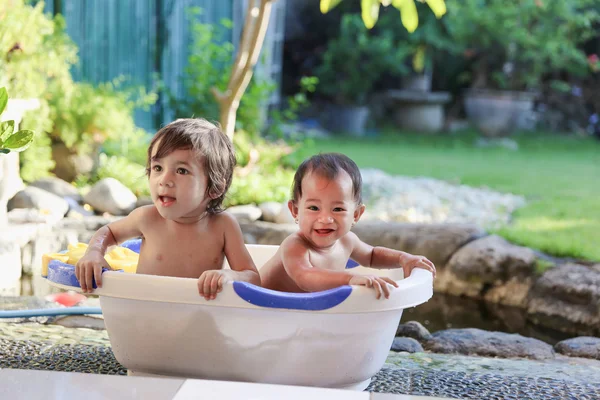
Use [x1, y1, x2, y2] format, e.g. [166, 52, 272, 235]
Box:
[349, 275, 399, 299]
[400, 253, 436, 278]
[198, 270, 232, 300]
[75, 250, 110, 293]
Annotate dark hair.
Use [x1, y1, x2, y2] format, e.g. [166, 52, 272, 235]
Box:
[291, 153, 362, 204]
[147, 118, 236, 214]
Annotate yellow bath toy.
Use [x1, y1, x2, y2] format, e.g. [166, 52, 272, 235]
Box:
[42, 243, 139, 277]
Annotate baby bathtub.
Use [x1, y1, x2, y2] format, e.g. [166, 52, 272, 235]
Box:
[44, 239, 433, 391]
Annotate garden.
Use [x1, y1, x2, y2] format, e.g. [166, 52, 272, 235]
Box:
[1, 0, 600, 398]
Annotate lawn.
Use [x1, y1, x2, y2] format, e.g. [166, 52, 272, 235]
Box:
[290, 130, 600, 262]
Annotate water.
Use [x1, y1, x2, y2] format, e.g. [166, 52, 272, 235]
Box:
[403, 293, 576, 345]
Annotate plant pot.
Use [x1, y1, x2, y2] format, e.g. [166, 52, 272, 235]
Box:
[322, 104, 370, 136]
[402, 73, 432, 93]
[464, 89, 537, 137]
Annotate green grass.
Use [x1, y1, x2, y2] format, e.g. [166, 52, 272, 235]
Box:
[290, 130, 600, 261]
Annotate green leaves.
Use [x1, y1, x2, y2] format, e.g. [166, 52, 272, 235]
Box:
[0, 121, 15, 143]
[0, 88, 7, 116]
[0, 86, 35, 154]
[2, 130, 34, 152]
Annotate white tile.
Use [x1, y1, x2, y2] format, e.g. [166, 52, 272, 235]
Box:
[173, 379, 370, 400]
[0, 369, 184, 400]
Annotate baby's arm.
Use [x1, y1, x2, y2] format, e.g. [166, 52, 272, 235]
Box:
[347, 232, 436, 278]
[75, 206, 147, 292]
[281, 236, 356, 292]
[198, 213, 260, 300]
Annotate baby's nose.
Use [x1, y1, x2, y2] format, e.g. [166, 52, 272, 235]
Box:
[318, 215, 334, 223]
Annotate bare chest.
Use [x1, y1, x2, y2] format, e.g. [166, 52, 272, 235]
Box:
[308, 246, 351, 272]
[137, 227, 225, 278]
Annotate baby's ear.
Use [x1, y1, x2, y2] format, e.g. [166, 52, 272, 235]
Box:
[287, 200, 299, 218]
[208, 180, 226, 199]
[354, 203, 366, 223]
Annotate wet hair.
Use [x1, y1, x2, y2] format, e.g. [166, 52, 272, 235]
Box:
[291, 153, 362, 204]
[147, 118, 236, 214]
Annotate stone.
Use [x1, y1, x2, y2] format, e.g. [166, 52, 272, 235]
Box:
[29, 177, 83, 203]
[387, 89, 451, 133]
[135, 196, 153, 208]
[239, 221, 297, 245]
[227, 205, 262, 223]
[446, 235, 536, 283]
[527, 264, 600, 335]
[390, 337, 423, 353]
[274, 201, 295, 224]
[351, 222, 486, 270]
[258, 201, 282, 223]
[554, 337, 600, 360]
[395, 321, 432, 342]
[83, 178, 137, 216]
[424, 328, 555, 360]
[7, 186, 69, 219]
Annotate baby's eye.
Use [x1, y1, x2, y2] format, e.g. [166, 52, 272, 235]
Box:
[177, 168, 189, 175]
[307, 205, 319, 211]
[152, 165, 162, 172]
[333, 207, 346, 212]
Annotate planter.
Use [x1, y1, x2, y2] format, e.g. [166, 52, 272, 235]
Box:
[322, 104, 370, 137]
[0, 99, 40, 228]
[464, 89, 537, 137]
[402, 71, 433, 93]
[387, 90, 451, 133]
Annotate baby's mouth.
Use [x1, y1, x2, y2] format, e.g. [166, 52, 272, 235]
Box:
[314, 229, 335, 235]
[159, 196, 176, 207]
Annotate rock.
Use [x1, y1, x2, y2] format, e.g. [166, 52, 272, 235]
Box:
[554, 337, 600, 360]
[259, 201, 282, 223]
[527, 264, 600, 335]
[227, 205, 262, 223]
[135, 196, 153, 208]
[424, 328, 555, 360]
[396, 321, 432, 342]
[83, 178, 137, 216]
[7, 186, 69, 219]
[275, 201, 295, 224]
[29, 177, 83, 203]
[391, 337, 424, 353]
[446, 235, 536, 284]
[63, 196, 94, 218]
[52, 315, 106, 330]
[7, 208, 63, 224]
[239, 221, 297, 245]
[352, 222, 486, 270]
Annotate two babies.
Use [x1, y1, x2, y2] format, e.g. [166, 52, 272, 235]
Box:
[76, 119, 435, 299]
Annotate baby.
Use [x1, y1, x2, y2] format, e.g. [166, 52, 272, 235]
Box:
[260, 153, 436, 299]
[75, 118, 260, 299]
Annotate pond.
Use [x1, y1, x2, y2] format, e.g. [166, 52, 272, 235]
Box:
[16, 276, 575, 345]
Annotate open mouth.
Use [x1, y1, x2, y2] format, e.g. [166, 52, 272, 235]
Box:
[159, 196, 176, 207]
[314, 229, 335, 236]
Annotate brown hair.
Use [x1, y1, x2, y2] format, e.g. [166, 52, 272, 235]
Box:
[291, 153, 362, 204]
[147, 118, 236, 214]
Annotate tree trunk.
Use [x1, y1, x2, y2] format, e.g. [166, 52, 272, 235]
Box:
[212, 0, 275, 141]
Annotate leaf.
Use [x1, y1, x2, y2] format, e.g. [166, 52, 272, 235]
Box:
[361, 0, 381, 29]
[320, 0, 343, 13]
[0, 120, 15, 143]
[0, 87, 7, 116]
[392, 0, 419, 33]
[2, 130, 34, 153]
[413, 45, 426, 72]
[0, 148, 10, 154]
[424, 0, 447, 18]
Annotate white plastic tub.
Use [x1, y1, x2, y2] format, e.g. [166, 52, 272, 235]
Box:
[45, 239, 433, 390]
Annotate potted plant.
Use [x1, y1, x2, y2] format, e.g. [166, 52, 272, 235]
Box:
[315, 14, 410, 135]
[446, 0, 599, 137]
